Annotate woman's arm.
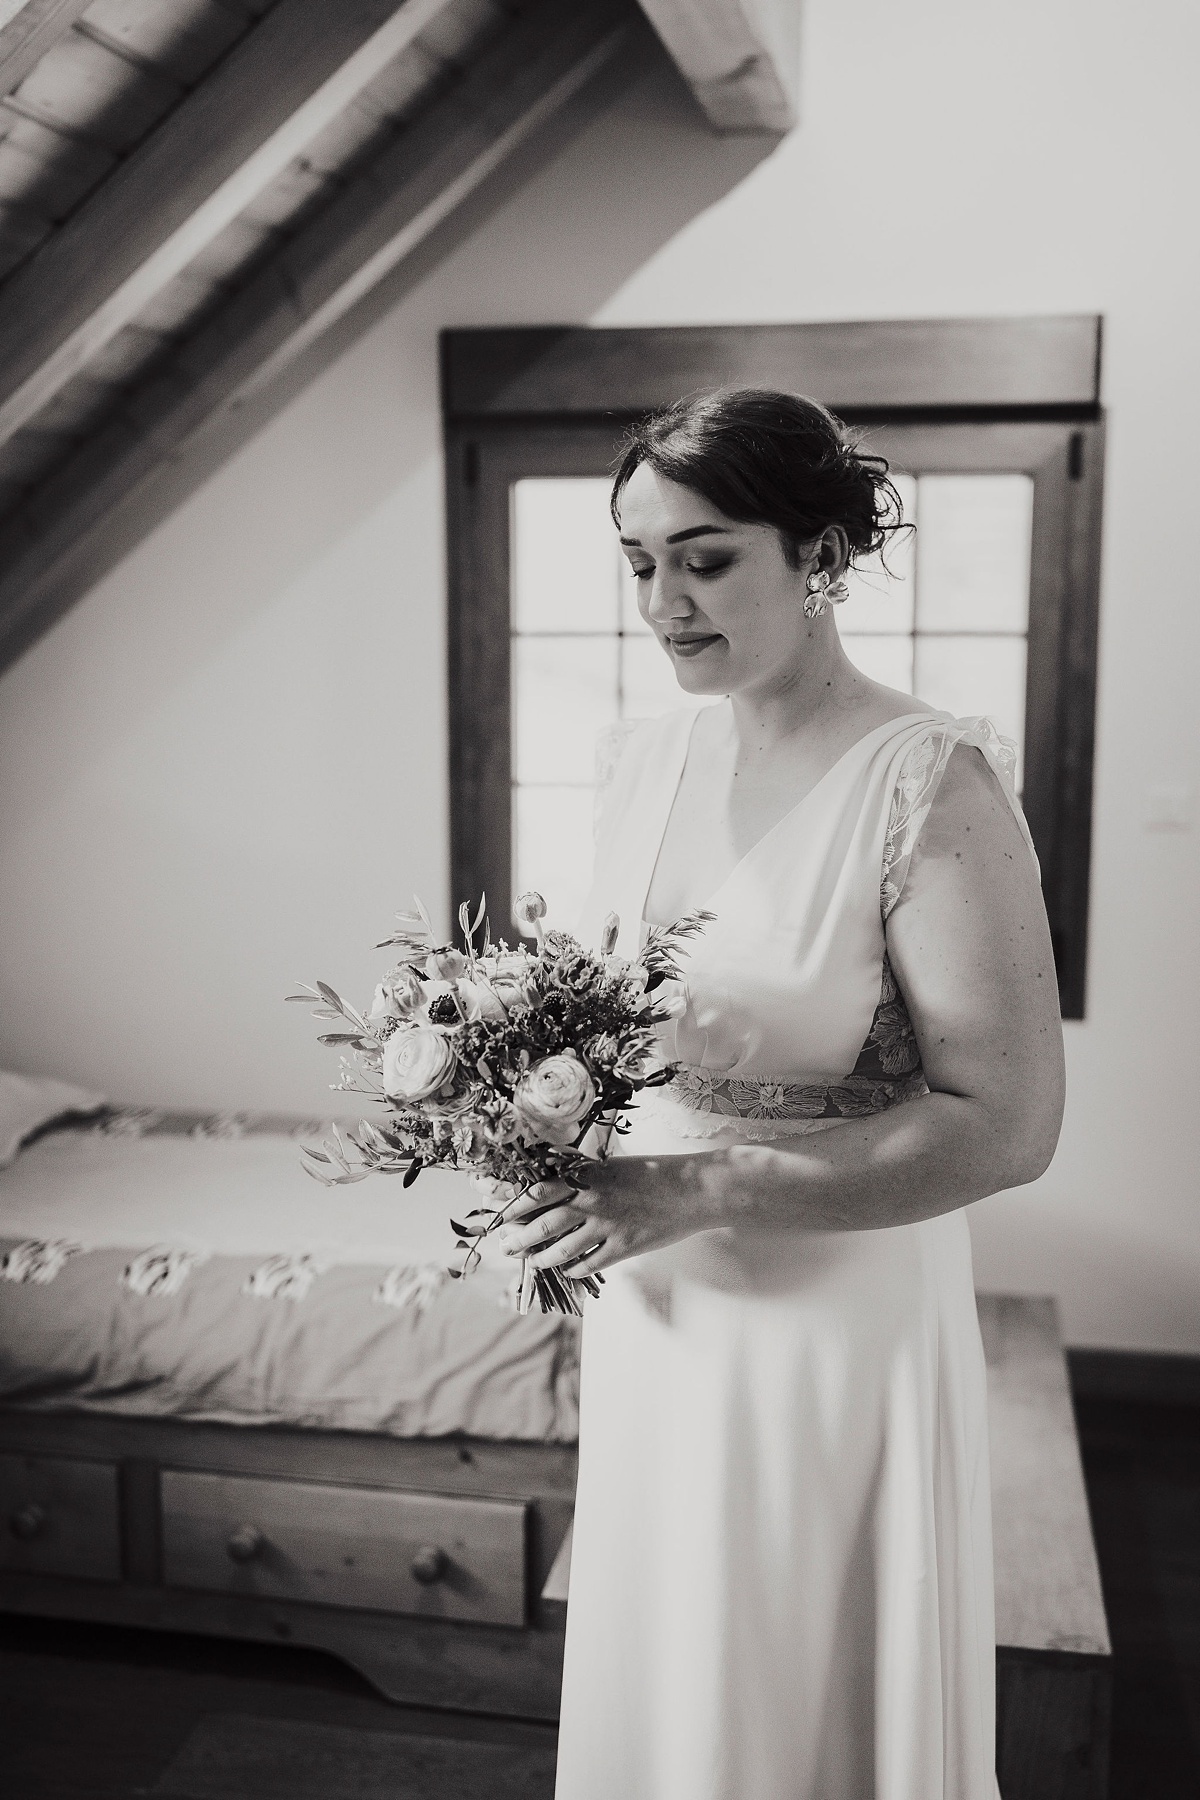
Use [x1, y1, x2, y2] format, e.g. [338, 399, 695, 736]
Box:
[499, 747, 1066, 1274]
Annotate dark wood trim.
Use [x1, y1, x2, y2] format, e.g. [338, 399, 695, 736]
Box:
[443, 317, 1102, 421]
[0, 0, 638, 678]
[0, 0, 95, 100]
[1054, 419, 1105, 1020]
[447, 420, 624, 931]
[1068, 1348, 1200, 1409]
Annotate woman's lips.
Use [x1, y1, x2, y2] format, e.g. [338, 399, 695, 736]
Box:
[668, 633, 722, 659]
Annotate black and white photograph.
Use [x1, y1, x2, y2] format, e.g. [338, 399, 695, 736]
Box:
[0, 2, 1196, 1797]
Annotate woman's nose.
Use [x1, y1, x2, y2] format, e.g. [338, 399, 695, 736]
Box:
[645, 572, 692, 626]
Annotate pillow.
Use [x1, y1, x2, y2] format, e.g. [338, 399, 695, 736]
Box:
[0, 1070, 108, 1169]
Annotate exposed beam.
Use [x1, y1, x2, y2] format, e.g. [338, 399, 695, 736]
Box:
[637, 0, 798, 133]
[443, 318, 1105, 419]
[0, 0, 636, 677]
[0, 0, 460, 451]
[0, 0, 94, 99]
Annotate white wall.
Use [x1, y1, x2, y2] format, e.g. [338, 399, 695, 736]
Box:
[1, 0, 1197, 1350]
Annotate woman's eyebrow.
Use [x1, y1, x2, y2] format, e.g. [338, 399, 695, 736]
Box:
[618, 525, 731, 548]
[666, 525, 731, 544]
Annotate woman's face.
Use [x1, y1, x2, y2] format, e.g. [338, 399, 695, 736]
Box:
[616, 462, 833, 699]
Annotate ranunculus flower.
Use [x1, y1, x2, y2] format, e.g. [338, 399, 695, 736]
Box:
[382, 1027, 458, 1103]
[513, 1052, 597, 1146]
[455, 977, 507, 1023]
[486, 949, 537, 1010]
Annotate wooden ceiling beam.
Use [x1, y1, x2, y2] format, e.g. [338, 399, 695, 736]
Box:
[636, 0, 799, 133]
[0, 0, 461, 451]
[0, 0, 94, 99]
[0, 0, 636, 676]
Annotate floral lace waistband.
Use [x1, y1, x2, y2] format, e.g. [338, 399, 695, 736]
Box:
[636, 1066, 928, 1140]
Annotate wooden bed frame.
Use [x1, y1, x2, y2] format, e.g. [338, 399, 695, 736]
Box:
[0, 1409, 576, 1721]
[0, 1294, 1111, 1794]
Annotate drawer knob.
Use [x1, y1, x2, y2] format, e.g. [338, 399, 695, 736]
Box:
[410, 1544, 448, 1585]
[226, 1524, 265, 1563]
[9, 1502, 46, 1541]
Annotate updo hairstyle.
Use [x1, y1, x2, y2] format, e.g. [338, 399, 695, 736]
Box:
[610, 388, 907, 571]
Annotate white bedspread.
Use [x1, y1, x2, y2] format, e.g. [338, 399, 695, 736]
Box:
[1, 1128, 505, 1268]
[0, 1122, 578, 1442]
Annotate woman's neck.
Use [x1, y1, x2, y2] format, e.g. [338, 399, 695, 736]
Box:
[725, 629, 867, 760]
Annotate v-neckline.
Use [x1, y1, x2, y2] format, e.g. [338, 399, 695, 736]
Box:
[640, 704, 940, 927]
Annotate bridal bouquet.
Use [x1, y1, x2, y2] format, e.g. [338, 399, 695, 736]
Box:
[288, 893, 710, 1315]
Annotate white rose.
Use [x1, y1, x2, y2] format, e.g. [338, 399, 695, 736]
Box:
[382, 1027, 458, 1103]
[513, 1052, 597, 1146]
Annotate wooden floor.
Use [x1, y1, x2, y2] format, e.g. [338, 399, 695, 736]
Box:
[2, 1377, 1197, 1800]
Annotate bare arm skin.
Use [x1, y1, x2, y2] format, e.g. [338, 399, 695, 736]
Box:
[498, 749, 1066, 1275]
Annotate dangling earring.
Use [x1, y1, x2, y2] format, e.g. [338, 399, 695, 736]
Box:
[803, 568, 850, 619]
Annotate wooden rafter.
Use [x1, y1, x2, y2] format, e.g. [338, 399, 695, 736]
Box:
[0, 0, 94, 99]
[636, 0, 799, 133]
[0, 0, 461, 452]
[0, 0, 636, 675]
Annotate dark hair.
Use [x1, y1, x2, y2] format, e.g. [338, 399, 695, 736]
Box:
[610, 388, 907, 570]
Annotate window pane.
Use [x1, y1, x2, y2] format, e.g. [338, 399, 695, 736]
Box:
[513, 785, 597, 934]
[842, 471, 917, 633]
[512, 478, 619, 633]
[914, 635, 1027, 786]
[512, 636, 619, 784]
[916, 474, 1033, 632]
[841, 634, 915, 693]
[619, 634, 723, 718]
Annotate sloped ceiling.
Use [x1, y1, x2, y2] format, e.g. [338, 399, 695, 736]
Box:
[0, 0, 796, 674]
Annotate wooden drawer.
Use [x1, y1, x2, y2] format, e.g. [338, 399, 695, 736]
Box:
[160, 1470, 528, 1627]
[0, 1452, 120, 1581]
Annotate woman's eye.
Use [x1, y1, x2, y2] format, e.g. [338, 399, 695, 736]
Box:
[686, 559, 732, 578]
[630, 566, 654, 582]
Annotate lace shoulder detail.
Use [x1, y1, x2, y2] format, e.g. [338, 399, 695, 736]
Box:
[880, 714, 1027, 919]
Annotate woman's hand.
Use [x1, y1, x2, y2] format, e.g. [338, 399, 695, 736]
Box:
[494, 1154, 722, 1278]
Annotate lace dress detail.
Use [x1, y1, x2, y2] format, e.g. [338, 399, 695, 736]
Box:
[881, 715, 1020, 918]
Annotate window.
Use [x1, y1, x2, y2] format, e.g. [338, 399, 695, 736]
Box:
[444, 319, 1103, 1016]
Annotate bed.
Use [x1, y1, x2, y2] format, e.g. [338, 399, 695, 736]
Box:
[0, 1095, 579, 1718]
[0, 1091, 1113, 1788]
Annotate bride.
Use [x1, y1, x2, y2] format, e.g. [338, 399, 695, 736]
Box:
[497, 389, 1065, 1800]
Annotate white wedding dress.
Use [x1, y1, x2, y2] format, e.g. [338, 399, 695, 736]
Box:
[557, 706, 1034, 1800]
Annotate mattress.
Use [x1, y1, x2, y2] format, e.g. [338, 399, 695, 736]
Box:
[0, 1108, 579, 1442]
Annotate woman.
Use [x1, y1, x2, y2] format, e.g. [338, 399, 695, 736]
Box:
[498, 390, 1065, 1800]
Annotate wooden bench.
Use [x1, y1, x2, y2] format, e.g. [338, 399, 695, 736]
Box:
[982, 1293, 1111, 1800]
[544, 1294, 1112, 1798]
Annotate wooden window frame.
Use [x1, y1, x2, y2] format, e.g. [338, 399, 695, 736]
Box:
[442, 317, 1104, 1018]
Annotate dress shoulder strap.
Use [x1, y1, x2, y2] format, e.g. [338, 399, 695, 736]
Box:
[880, 715, 1037, 919]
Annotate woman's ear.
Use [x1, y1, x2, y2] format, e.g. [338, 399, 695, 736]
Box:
[818, 524, 851, 580]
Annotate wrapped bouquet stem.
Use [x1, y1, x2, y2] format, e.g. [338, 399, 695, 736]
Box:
[288, 892, 711, 1315]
